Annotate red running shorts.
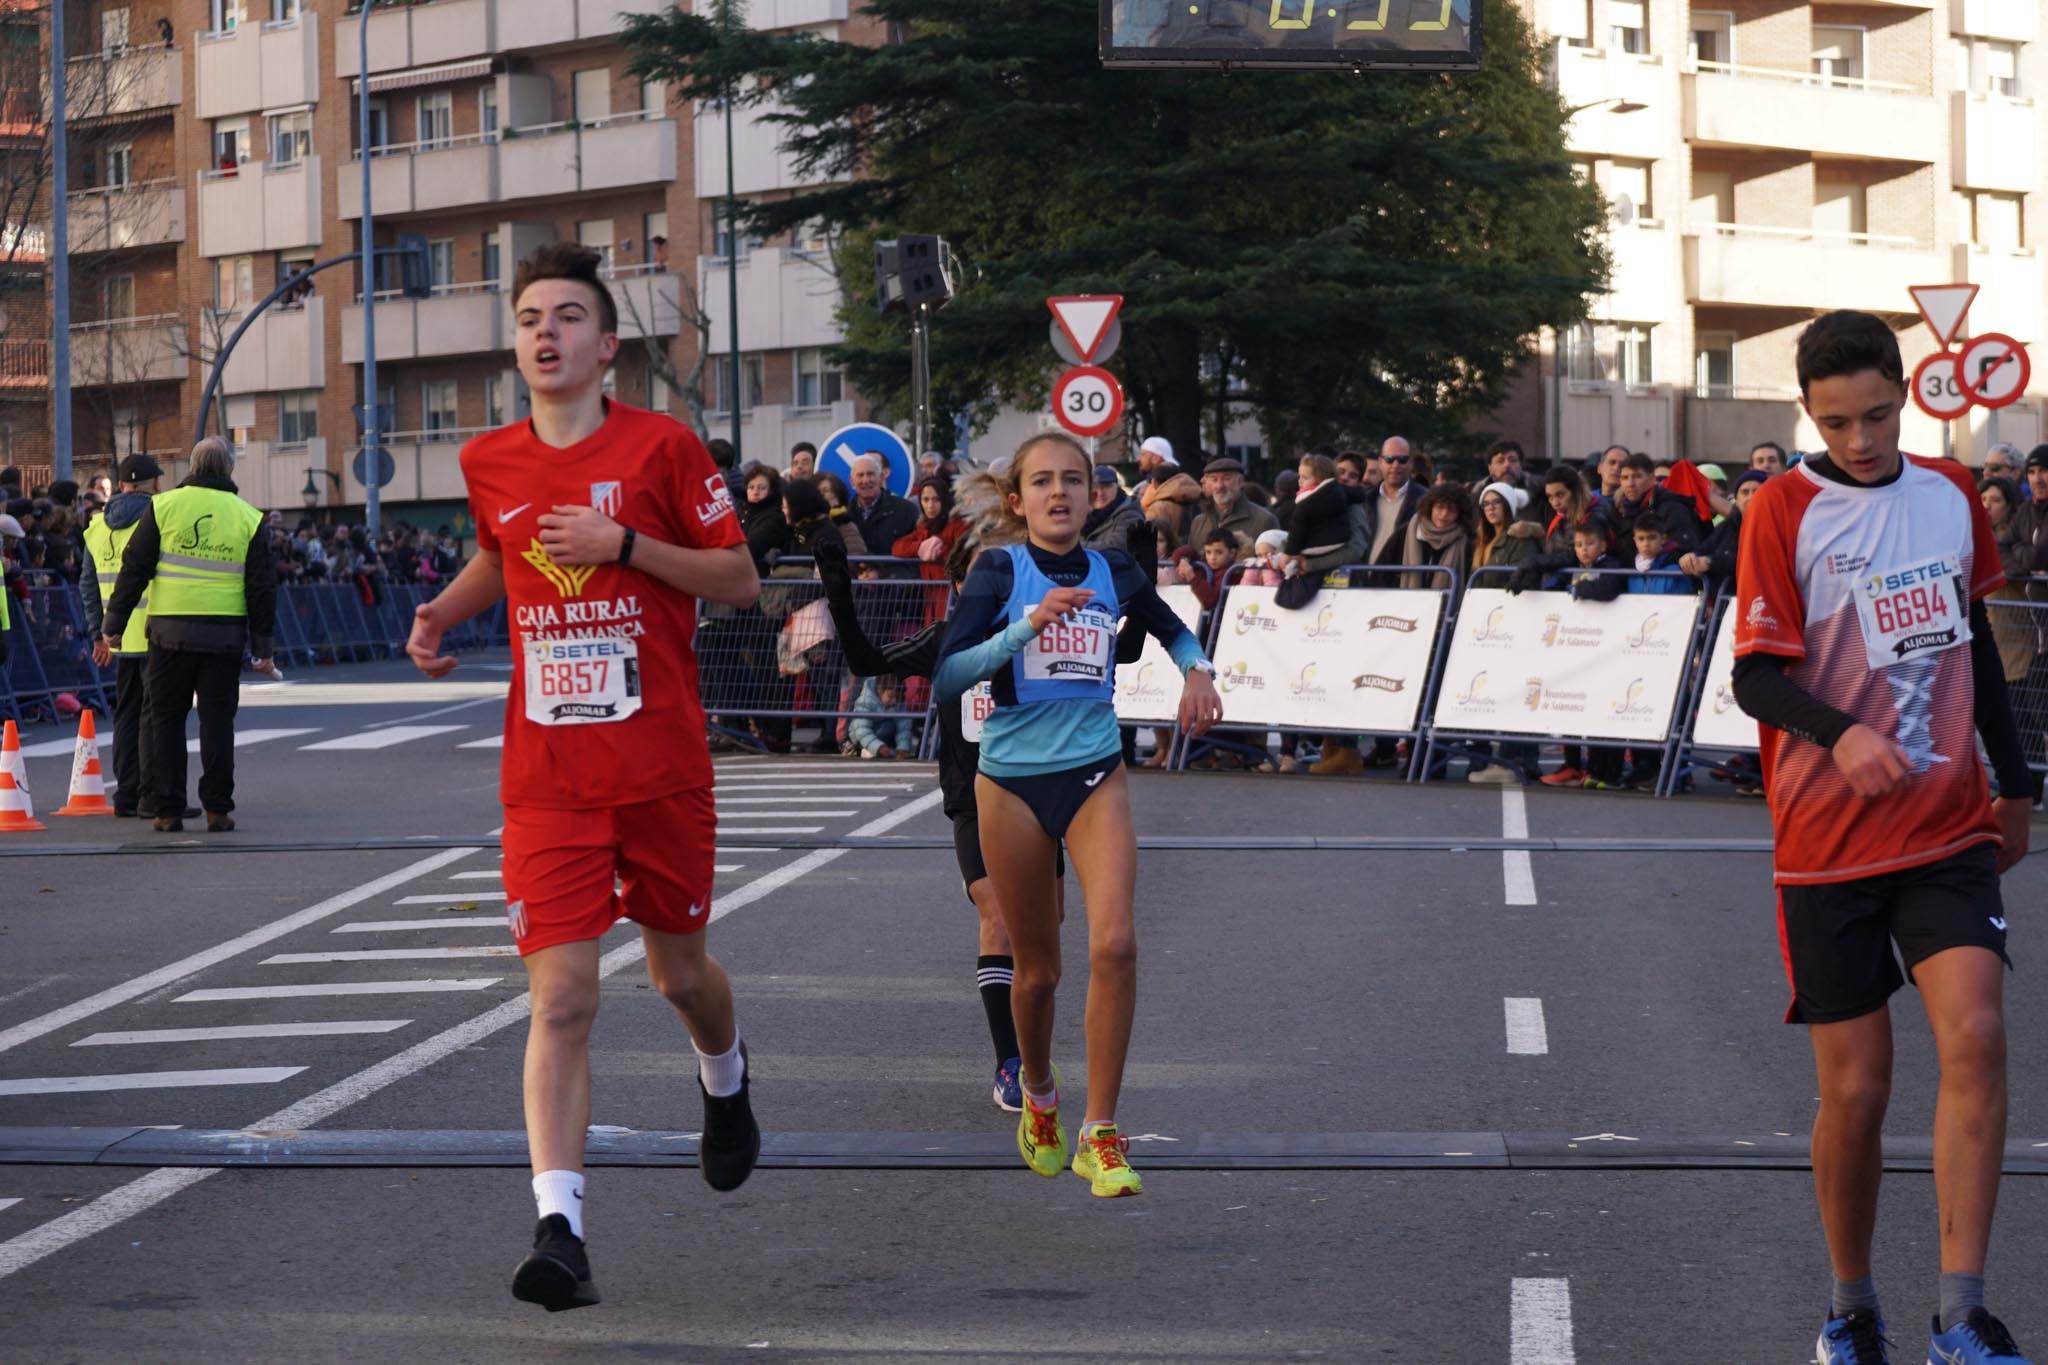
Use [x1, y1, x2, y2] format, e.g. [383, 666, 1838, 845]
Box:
[500, 786, 717, 955]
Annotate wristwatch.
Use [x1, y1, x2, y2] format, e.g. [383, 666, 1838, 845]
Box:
[617, 526, 637, 566]
[1186, 660, 1216, 676]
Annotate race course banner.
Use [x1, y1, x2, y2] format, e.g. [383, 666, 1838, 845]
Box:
[1688, 604, 1759, 751]
[1430, 587, 1702, 743]
[1114, 584, 1205, 725]
[1200, 584, 1445, 732]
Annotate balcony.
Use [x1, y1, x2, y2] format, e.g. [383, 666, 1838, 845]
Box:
[196, 14, 319, 119]
[1600, 221, 1673, 325]
[608, 266, 684, 340]
[696, 98, 827, 197]
[69, 315, 189, 387]
[197, 157, 323, 257]
[747, 0, 850, 26]
[1953, 0, 2036, 42]
[1683, 393, 1803, 464]
[1954, 92, 2038, 194]
[1684, 225, 1947, 314]
[1954, 244, 2041, 341]
[339, 132, 500, 218]
[343, 283, 506, 363]
[346, 429, 478, 504]
[68, 180, 184, 255]
[208, 298, 326, 396]
[572, 0, 671, 40]
[338, 0, 494, 75]
[1685, 63, 1938, 164]
[701, 247, 841, 354]
[1555, 44, 1665, 162]
[64, 45, 180, 119]
[0, 338, 48, 391]
[235, 438, 330, 513]
[499, 112, 676, 200]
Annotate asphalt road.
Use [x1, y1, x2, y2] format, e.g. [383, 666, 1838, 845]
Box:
[0, 660, 2044, 1362]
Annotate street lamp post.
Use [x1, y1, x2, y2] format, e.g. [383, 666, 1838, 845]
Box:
[720, 0, 741, 458]
[358, 0, 384, 535]
[50, 0, 72, 481]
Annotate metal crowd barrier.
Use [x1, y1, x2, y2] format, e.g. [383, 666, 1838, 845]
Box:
[1986, 582, 2048, 780]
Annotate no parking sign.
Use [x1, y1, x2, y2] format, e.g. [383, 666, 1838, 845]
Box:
[817, 422, 914, 497]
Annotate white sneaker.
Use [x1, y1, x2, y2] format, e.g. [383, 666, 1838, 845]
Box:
[1466, 765, 1521, 785]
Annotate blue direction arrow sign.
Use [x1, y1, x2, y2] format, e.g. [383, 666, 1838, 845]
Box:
[818, 422, 913, 497]
[353, 446, 397, 489]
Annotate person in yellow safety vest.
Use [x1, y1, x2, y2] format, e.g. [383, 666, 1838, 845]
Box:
[81, 454, 184, 821]
[101, 437, 278, 834]
[0, 511, 17, 667]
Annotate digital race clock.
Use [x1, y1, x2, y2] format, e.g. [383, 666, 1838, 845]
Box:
[1103, 0, 1482, 71]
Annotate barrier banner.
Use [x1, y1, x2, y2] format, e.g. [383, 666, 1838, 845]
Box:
[1113, 585, 1205, 725]
[1197, 585, 1444, 731]
[1688, 605, 1759, 751]
[1430, 587, 1700, 742]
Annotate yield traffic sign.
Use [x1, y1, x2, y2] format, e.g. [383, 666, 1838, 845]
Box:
[1911, 352, 1973, 421]
[1052, 365, 1124, 438]
[1909, 283, 1978, 347]
[1959, 332, 2031, 409]
[1047, 296, 1123, 365]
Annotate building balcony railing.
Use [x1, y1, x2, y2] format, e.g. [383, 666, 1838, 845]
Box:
[63, 45, 180, 119]
[68, 313, 189, 387]
[1684, 223, 1946, 314]
[1684, 61, 1937, 163]
[343, 281, 506, 363]
[345, 428, 481, 503]
[196, 11, 320, 121]
[0, 221, 47, 263]
[339, 130, 500, 218]
[0, 337, 48, 389]
[235, 437, 330, 513]
[196, 156, 323, 258]
[607, 264, 684, 341]
[701, 246, 841, 355]
[499, 110, 677, 199]
[68, 179, 185, 255]
[205, 297, 326, 396]
[1954, 91, 2038, 194]
[340, 0, 674, 77]
[1953, 0, 2036, 43]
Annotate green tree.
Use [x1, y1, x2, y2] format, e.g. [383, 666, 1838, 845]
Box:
[626, 0, 1608, 461]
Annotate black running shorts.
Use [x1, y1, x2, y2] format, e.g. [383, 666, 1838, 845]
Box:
[1776, 841, 2010, 1025]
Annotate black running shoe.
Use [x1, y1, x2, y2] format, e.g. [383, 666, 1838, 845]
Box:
[511, 1214, 599, 1312]
[699, 1049, 760, 1192]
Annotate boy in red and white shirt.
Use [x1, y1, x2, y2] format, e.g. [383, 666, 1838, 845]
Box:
[407, 244, 761, 1314]
[1733, 310, 2035, 1362]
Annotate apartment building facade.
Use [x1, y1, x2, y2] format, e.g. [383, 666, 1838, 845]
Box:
[50, 0, 873, 520]
[1509, 0, 2047, 466]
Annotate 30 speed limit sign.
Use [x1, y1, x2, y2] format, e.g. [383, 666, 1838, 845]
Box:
[1911, 351, 1974, 421]
[1052, 365, 1125, 439]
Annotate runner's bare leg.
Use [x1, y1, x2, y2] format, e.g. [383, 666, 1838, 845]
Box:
[522, 938, 604, 1174]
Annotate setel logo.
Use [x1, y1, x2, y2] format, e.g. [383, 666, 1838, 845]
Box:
[1234, 603, 1278, 636]
[1217, 661, 1264, 694]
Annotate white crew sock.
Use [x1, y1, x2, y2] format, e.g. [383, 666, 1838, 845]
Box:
[532, 1169, 585, 1238]
[697, 1034, 746, 1098]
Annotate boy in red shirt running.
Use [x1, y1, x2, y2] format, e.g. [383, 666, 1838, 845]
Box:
[406, 244, 763, 1313]
[1734, 311, 2035, 1365]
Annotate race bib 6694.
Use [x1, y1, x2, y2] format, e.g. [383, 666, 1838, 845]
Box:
[1854, 555, 1967, 671]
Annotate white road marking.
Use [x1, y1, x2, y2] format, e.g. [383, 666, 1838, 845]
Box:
[186, 728, 319, 753]
[241, 681, 505, 707]
[19, 735, 109, 759]
[718, 826, 824, 835]
[717, 796, 887, 805]
[729, 809, 859, 817]
[1504, 998, 1549, 1056]
[1501, 785, 1537, 906]
[396, 891, 505, 904]
[0, 1199, 18, 1213]
[300, 725, 469, 751]
[175, 980, 498, 1003]
[0, 788, 945, 1283]
[0, 849, 478, 1056]
[333, 918, 502, 933]
[448, 871, 503, 880]
[364, 694, 507, 729]
[0, 1067, 306, 1097]
[457, 734, 504, 749]
[1510, 1279, 1575, 1364]
[712, 762, 915, 774]
[260, 947, 518, 965]
[715, 864, 742, 872]
[72, 1022, 411, 1046]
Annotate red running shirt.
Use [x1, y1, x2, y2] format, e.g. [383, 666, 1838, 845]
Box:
[462, 402, 743, 809]
[1734, 455, 2004, 884]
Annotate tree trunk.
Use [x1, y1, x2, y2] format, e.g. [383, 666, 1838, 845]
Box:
[1154, 319, 1203, 469]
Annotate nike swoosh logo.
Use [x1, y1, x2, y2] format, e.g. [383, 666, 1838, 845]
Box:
[1083, 771, 1106, 788]
[498, 502, 532, 524]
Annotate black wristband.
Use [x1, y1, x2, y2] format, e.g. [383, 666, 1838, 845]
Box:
[617, 526, 637, 566]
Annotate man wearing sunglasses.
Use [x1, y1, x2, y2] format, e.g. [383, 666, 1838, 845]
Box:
[1367, 436, 1426, 567]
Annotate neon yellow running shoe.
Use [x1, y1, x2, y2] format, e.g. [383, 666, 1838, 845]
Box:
[1072, 1123, 1142, 1197]
[1016, 1073, 1067, 1178]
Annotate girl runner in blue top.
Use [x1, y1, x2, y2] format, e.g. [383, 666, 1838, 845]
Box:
[936, 433, 1221, 1196]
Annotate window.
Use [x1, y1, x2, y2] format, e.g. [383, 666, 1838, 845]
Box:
[105, 274, 135, 319]
[649, 364, 675, 415]
[1608, 0, 1647, 55]
[1811, 26, 1864, 86]
[1555, 0, 1590, 47]
[712, 216, 761, 262]
[577, 219, 615, 268]
[365, 99, 391, 153]
[1609, 159, 1652, 223]
[100, 7, 129, 55]
[209, 0, 246, 34]
[1564, 322, 1649, 385]
[271, 0, 301, 20]
[643, 212, 669, 267]
[792, 218, 829, 256]
[104, 143, 132, 189]
[1616, 324, 1652, 388]
[1688, 11, 1731, 67]
[112, 406, 139, 457]
[1974, 192, 2024, 252]
[479, 84, 498, 138]
[709, 352, 765, 412]
[1694, 333, 1735, 398]
[482, 230, 500, 287]
[485, 373, 504, 427]
[1981, 41, 2020, 98]
[277, 250, 314, 306]
[213, 121, 251, 170]
[215, 255, 254, 310]
[428, 238, 455, 292]
[422, 380, 459, 434]
[415, 91, 452, 150]
[641, 77, 669, 115]
[1815, 179, 1868, 238]
[794, 348, 844, 408]
[280, 390, 318, 445]
[572, 69, 611, 123]
[269, 109, 312, 165]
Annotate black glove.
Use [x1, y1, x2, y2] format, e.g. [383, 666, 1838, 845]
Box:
[1125, 517, 1158, 581]
[1506, 565, 1541, 596]
[812, 532, 851, 595]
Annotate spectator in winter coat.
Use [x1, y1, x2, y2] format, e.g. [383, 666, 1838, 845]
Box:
[1284, 453, 1352, 560]
[1137, 436, 1204, 544]
[845, 454, 919, 552]
[1610, 452, 1704, 549]
[1469, 441, 1545, 523]
[1190, 455, 1278, 559]
[1082, 465, 1145, 551]
[1572, 514, 1694, 601]
[1471, 482, 1546, 574]
[847, 674, 914, 760]
[2007, 446, 2048, 576]
[1169, 543, 1224, 613]
[787, 477, 867, 557]
[1365, 436, 1427, 566]
[739, 463, 790, 570]
[1400, 483, 1473, 590]
[1680, 469, 1766, 592]
[891, 475, 969, 571]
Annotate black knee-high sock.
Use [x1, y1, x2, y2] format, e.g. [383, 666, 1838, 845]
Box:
[976, 955, 1019, 1062]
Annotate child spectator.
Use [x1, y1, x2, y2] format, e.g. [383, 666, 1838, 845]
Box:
[848, 673, 914, 760]
[1285, 453, 1351, 560]
[1243, 528, 1289, 586]
[1572, 513, 1692, 602]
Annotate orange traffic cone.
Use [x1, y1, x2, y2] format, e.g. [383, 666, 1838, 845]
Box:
[0, 720, 43, 832]
[55, 710, 115, 817]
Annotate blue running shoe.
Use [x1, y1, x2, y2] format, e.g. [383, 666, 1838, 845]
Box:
[1818, 1308, 1891, 1364]
[1929, 1309, 2032, 1364]
[992, 1057, 1022, 1112]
